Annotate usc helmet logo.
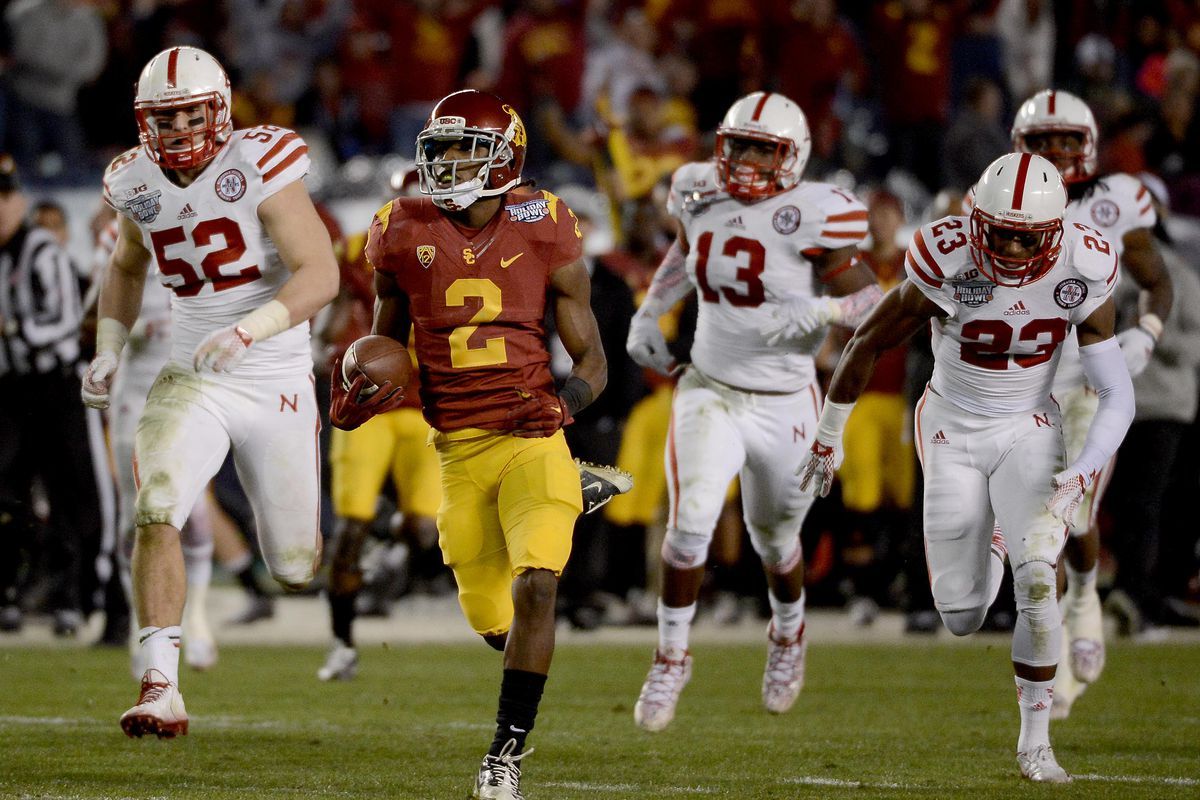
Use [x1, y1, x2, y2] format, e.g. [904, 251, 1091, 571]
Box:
[502, 104, 526, 148]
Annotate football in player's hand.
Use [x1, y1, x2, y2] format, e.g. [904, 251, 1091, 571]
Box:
[341, 335, 411, 399]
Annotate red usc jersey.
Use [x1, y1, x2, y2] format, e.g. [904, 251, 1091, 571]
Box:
[365, 190, 583, 432]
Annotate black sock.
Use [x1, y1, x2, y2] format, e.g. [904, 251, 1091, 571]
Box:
[236, 564, 265, 597]
[489, 669, 547, 757]
[330, 593, 356, 647]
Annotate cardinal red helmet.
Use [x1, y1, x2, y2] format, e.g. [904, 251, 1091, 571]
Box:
[415, 90, 527, 210]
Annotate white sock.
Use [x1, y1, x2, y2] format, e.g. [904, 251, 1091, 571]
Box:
[183, 582, 211, 639]
[657, 601, 696, 658]
[1015, 676, 1054, 752]
[137, 626, 182, 686]
[769, 590, 806, 640]
[1064, 563, 1098, 601]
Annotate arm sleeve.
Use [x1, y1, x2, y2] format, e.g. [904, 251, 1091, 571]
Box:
[1070, 336, 1135, 477]
[637, 238, 694, 318]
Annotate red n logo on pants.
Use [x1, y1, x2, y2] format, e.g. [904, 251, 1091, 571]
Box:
[1033, 413, 1052, 428]
[280, 394, 298, 413]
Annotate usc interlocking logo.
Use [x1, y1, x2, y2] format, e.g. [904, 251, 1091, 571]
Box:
[462, 247, 476, 264]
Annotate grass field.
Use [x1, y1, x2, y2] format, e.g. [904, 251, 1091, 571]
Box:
[1, 640, 1198, 799]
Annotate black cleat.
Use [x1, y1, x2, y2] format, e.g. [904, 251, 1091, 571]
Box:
[576, 459, 633, 515]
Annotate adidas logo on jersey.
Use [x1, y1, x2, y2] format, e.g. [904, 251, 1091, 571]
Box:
[1003, 301, 1030, 316]
[177, 203, 197, 220]
[930, 430, 950, 444]
[725, 215, 744, 228]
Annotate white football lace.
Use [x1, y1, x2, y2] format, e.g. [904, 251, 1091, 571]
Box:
[483, 741, 532, 792]
[641, 655, 687, 704]
[765, 636, 803, 689]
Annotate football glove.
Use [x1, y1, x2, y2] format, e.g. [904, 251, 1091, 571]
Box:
[505, 390, 567, 438]
[798, 437, 843, 498]
[329, 363, 406, 431]
[81, 351, 119, 409]
[626, 312, 678, 376]
[1116, 325, 1155, 378]
[761, 296, 841, 347]
[1046, 468, 1093, 527]
[193, 325, 254, 373]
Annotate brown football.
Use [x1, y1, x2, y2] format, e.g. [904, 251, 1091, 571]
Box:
[341, 335, 411, 398]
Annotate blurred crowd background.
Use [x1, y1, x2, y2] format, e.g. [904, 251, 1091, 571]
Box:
[2, 0, 1199, 644]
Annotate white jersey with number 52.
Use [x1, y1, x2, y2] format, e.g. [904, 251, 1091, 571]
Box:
[666, 161, 868, 392]
[904, 215, 1118, 417]
[101, 126, 313, 379]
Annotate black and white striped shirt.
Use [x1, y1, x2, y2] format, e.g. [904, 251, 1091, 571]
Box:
[0, 224, 82, 376]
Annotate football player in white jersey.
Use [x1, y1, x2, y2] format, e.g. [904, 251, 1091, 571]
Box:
[80, 46, 339, 738]
[802, 153, 1135, 782]
[1010, 89, 1173, 718]
[625, 91, 882, 731]
[91, 216, 219, 675]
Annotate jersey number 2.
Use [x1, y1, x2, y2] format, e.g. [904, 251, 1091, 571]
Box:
[150, 218, 262, 297]
[446, 278, 507, 368]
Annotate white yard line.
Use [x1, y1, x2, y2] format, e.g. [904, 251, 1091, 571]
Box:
[544, 782, 719, 794]
[785, 776, 909, 789]
[1074, 773, 1200, 787]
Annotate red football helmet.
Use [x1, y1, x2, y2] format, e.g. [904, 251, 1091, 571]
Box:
[134, 47, 232, 170]
[415, 90, 527, 210]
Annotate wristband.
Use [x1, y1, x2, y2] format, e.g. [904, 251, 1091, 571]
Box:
[1137, 313, 1164, 342]
[559, 376, 594, 419]
[236, 299, 291, 343]
[97, 317, 130, 356]
[814, 399, 856, 443]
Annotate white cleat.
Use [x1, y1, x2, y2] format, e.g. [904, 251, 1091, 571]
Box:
[317, 643, 358, 682]
[762, 622, 807, 714]
[1050, 668, 1085, 721]
[1064, 589, 1105, 684]
[1017, 745, 1072, 783]
[634, 648, 692, 732]
[120, 669, 188, 739]
[576, 459, 633, 515]
[472, 738, 530, 800]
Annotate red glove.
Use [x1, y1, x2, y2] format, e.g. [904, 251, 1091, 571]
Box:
[504, 390, 569, 438]
[329, 356, 407, 431]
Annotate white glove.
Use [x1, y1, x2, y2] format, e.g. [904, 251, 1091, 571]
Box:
[1116, 326, 1155, 378]
[626, 312, 678, 376]
[193, 325, 254, 373]
[761, 296, 841, 347]
[81, 351, 119, 409]
[798, 436, 844, 498]
[1046, 468, 1093, 527]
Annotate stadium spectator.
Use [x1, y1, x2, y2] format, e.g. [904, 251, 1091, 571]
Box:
[996, 0, 1056, 104]
[942, 77, 1009, 192]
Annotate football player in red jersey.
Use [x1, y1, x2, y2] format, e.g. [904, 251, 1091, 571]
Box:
[330, 90, 607, 800]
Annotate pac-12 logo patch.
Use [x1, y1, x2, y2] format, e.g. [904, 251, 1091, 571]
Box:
[1090, 199, 1120, 228]
[215, 169, 246, 202]
[124, 190, 162, 224]
[772, 205, 801, 234]
[1054, 278, 1088, 309]
[416, 245, 436, 268]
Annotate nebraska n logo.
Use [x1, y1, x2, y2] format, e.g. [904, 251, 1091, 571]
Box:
[416, 245, 435, 268]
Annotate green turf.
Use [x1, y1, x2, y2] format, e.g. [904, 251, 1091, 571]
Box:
[1, 640, 1197, 799]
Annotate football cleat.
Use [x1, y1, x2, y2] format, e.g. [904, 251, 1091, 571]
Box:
[472, 738, 530, 800]
[762, 621, 807, 714]
[634, 648, 692, 732]
[576, 459, 633, 515]
[1063, 588, 1105, 684]
[120, 669, 188, 739]
[317, 643, 358, 682]
[1017, 745, 1072, 783]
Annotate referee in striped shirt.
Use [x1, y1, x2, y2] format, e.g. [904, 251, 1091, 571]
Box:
[0, 154, 101, 635]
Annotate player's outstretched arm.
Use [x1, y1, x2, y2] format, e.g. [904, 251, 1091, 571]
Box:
[83, 215, 152, 408]
[1116, 226, 1173, 376]
[800, 279, 939, 496]
[1047, 298, 1135, 524]
[193, 180, 340, 373]
[627, 226, 694, 375]
[762, 245, 883, 346]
